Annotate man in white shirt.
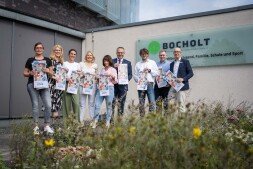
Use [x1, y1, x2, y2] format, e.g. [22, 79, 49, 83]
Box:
[134, 48, 159, 117]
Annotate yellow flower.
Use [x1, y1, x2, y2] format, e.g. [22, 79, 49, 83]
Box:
[45, 139, 55, 147]
[33, 131, 39, 135]
[193, 127, 202, 139]
[128, 126, 136, 133]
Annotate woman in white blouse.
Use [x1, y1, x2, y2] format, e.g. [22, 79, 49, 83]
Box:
[79, 51, 98, 122]
[62, 49, 81, 121]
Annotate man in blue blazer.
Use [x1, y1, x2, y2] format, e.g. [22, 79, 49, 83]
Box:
[168, 47, 193, 112]
[112, 47, 132, 122]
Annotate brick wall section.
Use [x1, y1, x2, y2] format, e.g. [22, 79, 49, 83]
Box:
[0, 0, 113, 31]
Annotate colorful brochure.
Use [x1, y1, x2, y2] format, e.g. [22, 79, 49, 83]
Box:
[118, 64, 128, 84]
[137, 72, 148, 90]
[165, 71, 184, 92]
[66, 70, 81, 94]
[32, 60, 49, 89]
[99, 74, 109, 96]
[55, 65, 66, 91]
[82, 73, 96, 95]
[156, 68, 168, 88]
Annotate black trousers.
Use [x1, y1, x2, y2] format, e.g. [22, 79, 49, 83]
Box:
[154, 84, 170, 109]
[111, 84, 128, 122]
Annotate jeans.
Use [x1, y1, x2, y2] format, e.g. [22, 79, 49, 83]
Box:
[79, 85, 96, 122]
[94, 86, 114, 123]
[138, 83, 156, 117]
[27, 83, 51, 124]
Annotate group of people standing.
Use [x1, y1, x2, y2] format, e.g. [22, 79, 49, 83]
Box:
[134, 48, 194, 116]
[24, 42, 193, 134]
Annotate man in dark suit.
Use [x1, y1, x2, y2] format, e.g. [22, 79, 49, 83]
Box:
[168, 47, 193, 112]
[111, 47, 132, 122]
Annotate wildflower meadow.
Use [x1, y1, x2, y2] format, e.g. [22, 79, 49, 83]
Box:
[8, 100, 253, 169]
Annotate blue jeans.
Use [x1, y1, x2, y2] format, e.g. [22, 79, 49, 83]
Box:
[94, 86, 114, 123]
[138, 83, 156, 117]
[27, 83, 51, 124]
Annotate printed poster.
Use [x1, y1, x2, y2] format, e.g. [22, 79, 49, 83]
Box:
[55, 65, 66, 90]
[156, 68, 168, 88]
[118, 64, 128, 84]
[82, 73, 95, 95]
[32, 60, 49, 89]
[165, 71, 184, 92]
[137, 72, 148, 90]
[66, 71, 80, 94]
[99, 75, 109, 96]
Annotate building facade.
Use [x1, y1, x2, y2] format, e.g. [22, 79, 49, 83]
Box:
[0, 0, 115, 118]
[0, 0, 113, 31]
[83, 5, 253, 111]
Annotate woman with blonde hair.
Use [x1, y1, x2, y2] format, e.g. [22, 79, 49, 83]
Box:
[79, 51, 98, 122]
[48, 44, 65, 123]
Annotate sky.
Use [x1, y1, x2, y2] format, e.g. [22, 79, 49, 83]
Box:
[139, 0, 253, 21]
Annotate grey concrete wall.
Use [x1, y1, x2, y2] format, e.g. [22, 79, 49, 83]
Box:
[0, 17, 82, 118]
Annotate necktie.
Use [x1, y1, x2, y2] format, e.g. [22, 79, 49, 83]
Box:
[118, 59, 121, 64]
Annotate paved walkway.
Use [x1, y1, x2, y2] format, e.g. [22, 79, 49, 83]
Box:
[0, 120, 12, 167]
[0, 133, 11, 161]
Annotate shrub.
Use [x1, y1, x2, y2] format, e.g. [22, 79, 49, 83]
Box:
[9, 102, 253, 169]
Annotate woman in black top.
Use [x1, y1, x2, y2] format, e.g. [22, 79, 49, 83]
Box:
[23, 42, 54, 134]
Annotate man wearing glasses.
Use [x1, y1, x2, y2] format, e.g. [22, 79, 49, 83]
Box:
[168, 47, 193, 112]
[111, 47, 132, 123]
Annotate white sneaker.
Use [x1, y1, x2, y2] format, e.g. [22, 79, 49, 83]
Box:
[92, 122, 97, 129]
[44, 126, 54, 134]
[33, 126, 40, 135]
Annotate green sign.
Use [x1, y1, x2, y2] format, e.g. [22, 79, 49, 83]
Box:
[148, 41, 160, 54]
[136, 24, 253, 67]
